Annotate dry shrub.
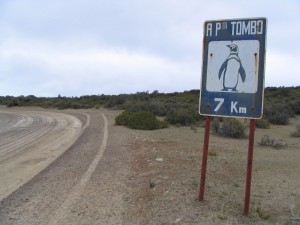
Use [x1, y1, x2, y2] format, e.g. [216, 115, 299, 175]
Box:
[291, 125, 300, 137]
[259, 135, 287, 149]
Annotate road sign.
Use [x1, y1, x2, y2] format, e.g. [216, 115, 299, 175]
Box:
[199, 18, 267, 118]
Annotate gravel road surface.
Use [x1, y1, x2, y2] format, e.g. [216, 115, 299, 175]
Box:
[0, 109, 130, 225]
[0, 110, 84, 201]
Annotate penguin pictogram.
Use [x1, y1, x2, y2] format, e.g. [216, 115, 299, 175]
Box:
[218, 44, 246, 91]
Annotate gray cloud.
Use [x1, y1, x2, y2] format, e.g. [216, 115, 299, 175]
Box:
[0, 0, 300, 96]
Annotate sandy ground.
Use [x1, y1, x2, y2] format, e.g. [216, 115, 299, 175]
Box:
[0, 107, 299, 225]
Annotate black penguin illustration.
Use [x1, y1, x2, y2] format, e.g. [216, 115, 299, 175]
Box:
[218, 44, 246, 91]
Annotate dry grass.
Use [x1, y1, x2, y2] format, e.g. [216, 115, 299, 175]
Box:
[123, 116, 300, 225]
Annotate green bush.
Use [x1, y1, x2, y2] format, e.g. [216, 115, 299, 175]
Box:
[115, 111, 168, 130]
[166, 109, 195, 126]
[267, 113, 289, 125]
[255, 119, 270, 129]
[289, 100, 300, 115]
[220, 118, 246, 138]
[264, 104, 291, 125]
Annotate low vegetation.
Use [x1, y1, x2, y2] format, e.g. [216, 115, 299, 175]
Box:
[1, 86, 300, 130]
[212, 118, 247, 138]
[115, 111, 168, 130]
[255, 119, 270, 129]
[259, 135, 287, 149]
[264, 87, 300, 124]
[291, 125, 300, 137]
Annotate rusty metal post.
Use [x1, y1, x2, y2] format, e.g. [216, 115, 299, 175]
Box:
[199, 116, 211, 201]
[244, 119, 256, 216]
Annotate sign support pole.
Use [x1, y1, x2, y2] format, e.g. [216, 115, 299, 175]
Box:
[199, 116, 211, 201]
[244, 119, 256, 216]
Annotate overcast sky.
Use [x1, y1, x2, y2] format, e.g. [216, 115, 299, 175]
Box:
[0, 0, 299, 97]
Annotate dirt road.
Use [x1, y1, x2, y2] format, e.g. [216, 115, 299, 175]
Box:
[0, 110, 84, 201]
[0, 108, 130, 225]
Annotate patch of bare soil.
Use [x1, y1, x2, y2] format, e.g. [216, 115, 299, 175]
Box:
[124, 116, 300, 225]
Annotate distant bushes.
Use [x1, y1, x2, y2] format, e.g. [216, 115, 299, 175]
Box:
[1, 87, 299, 128]
[166, 109, 195, 126]
[211, 118, 222, 134]
[289, 100, 300, 114]
[221, 118, 247, 138]
[255, 119, 270, 129]
[122, 99, 201, 126]
[291, 125, 300, 137]
[115, 111, 168, 130]
[123, 101, 165, 116]
[212, 118, 246, 138]
[263, 87, 300, 125]
[264, 104, 291, 125]
[267, 113, 289, 125]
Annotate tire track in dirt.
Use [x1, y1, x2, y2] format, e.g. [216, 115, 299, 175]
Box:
[47, 112, 108, 225]
[0, 110, 96, 225]
[0, 110, 85, 201]
[0, 112, 56, 156]
[0, 111, 86, 161]
[0, 110, 129, 225]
